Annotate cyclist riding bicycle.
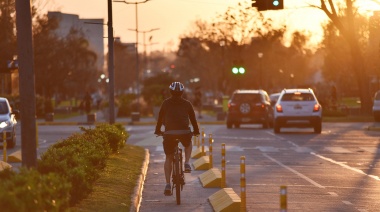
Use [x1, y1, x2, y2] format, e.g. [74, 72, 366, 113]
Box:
[154, 82, 200, 196]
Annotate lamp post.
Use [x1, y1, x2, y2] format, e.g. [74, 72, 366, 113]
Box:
[258, 52, 264, 89]
[114, 0, 151, 117]
[219, 40, 226, 93]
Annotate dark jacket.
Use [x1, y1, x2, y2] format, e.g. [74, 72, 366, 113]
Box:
[155, 96, 200, 134]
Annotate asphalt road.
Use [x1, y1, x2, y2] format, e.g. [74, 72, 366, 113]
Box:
[127, 123, 380, 212]
[8, 122, 380, 211]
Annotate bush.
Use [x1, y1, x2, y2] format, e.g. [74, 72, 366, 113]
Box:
[39, 123, 128, 206]
[0, 123, 129, 208]
[0, 168, 71, 211]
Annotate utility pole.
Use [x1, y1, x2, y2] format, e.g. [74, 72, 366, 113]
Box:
[114, 0, 152, 119]
[108, 0, 116, 124]
[15, 0, 37, 168]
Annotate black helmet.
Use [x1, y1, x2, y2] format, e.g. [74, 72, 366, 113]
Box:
[169, 82, 184, 96]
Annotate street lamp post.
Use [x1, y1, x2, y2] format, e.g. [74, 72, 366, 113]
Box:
[114, 0, 151, 118]
[258, 52, 264, 89]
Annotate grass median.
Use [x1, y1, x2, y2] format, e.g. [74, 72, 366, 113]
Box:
[71, 144, 146, 211]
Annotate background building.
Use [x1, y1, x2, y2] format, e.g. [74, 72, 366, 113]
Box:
[47, 12, 105, 72]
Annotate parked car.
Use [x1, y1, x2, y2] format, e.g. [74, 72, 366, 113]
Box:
[0, 97, 19, 148]
[373, 90, 380, 122]
[273, 88, 322, 133]
[226, 90, 273, 129]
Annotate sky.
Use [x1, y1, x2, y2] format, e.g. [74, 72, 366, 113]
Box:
[39, 0, 379, 53]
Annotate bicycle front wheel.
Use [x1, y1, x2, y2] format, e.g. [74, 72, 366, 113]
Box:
[174, 149, 181, 205]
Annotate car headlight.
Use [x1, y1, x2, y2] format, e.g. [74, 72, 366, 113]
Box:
[0, 120, 11, 129]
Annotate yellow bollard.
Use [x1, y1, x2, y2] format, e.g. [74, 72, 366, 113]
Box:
[209, 134, 213, 169]
[3, 132, 7, 162]
[197, 136, 200, 148]
[201, 128, 205, 154]
[221, 143, 226, 188]
[240, 156, 246, 212]
[280, 185, 287, 212]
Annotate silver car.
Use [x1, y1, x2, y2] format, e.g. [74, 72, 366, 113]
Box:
[0, 97, 19, 148]
[274, 88, 322, 133]
[373, 91, 380, 122]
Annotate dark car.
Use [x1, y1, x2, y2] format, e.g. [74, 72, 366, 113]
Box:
[226, 90, 274, 129]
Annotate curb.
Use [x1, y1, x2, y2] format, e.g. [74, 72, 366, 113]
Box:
[130, 149, 150, 212]
[36, 121, 225, 126]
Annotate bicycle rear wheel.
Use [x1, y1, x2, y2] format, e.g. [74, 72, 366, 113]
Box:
[174, 147, 181, 205]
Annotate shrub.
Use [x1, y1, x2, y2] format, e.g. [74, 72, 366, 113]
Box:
[0, 168, 71, 211]
[0, 123, 129, 208]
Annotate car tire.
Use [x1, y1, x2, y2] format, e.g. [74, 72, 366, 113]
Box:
[314, 121, 322, 134]
[274, 121, 281, 133]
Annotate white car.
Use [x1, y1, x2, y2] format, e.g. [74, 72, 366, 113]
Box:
[0, 97, 19, 148]
[273, 88, 322, 133]
[373, 91, 380, 122]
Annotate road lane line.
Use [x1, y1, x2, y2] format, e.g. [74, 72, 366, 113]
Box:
[327, 192, 338, 197]
[310, 152, 380, 181]
[342, 200, 353, 205]
[263, 153, 325, 189]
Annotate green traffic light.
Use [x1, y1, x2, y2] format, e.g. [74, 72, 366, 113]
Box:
[239, 67, 245, 74]
[232, 67, 239, 74]
[273, 0, 279, 6]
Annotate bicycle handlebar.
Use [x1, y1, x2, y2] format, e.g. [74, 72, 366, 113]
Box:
[155, 131, 199, 137]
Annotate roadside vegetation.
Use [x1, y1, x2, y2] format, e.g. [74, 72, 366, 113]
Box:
[0, 123, 145, 211]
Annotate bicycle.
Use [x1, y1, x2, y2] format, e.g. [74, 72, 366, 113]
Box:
[157, 132, 195, 205]
[172, 138, 185, 205]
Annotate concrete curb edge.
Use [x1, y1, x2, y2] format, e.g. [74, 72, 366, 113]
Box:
[130, 149, 150, 212]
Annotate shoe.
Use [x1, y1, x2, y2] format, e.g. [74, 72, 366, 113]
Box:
[164, 184, 172, 196]
[184, 164, 192, 173]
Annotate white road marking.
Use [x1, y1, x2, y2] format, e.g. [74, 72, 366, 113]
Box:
[263, 153, 325, 189]
[327, 192, 338, 197]
[254, 146, 279, 152]
[342, 200, 353, 205]
[325, 147, 352, 154]
[357, 209, 368, 212]
[311, 152, 380, 181]
[292, 147, 313, 153]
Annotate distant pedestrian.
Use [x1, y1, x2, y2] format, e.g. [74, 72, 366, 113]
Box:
[84, 92, 92, 114]
[193, 86, 202, 118]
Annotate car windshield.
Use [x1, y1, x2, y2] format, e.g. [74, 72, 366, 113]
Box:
[232, 94, 261, 102]
[0, 102, 9, 114]
[281, 93, 315, 101]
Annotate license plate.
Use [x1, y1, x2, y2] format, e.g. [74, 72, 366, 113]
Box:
[242, 118, 251, 122]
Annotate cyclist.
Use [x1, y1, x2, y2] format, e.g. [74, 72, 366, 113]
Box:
[154, 82, 200, 196]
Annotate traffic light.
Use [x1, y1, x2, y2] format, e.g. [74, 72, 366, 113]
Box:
[252, 0, 284, 11]
[232, 60, 245, 75]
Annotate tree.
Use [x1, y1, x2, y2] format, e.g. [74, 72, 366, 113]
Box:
[175, 1, 314, 96]
[33, 14, 99, 99]
[314, 0, 372, 114]
[113, 40, 136, 94]
[0, 0, 16, 72]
